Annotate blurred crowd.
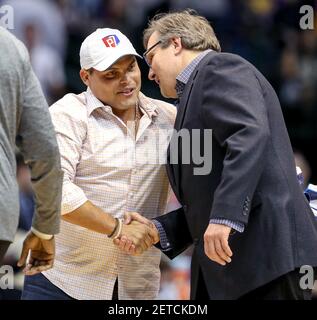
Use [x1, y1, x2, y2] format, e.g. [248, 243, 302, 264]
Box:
[0, 0, 316, 299]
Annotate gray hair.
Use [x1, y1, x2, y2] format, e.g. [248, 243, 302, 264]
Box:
[143, 9, 221, 52]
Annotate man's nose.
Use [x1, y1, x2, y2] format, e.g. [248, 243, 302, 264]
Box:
[120, 73, 129, 84]
[148, 68, 155, 81]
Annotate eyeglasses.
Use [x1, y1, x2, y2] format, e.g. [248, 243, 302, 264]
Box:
[142, 40, 162, 68]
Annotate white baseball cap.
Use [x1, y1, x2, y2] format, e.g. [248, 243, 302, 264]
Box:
[80, 28, 142, 71]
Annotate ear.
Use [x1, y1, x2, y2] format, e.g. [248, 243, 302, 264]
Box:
[170, 37, 182, 55]
[79, 69, 90, 86]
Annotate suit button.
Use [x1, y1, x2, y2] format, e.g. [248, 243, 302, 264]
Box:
[193, 238, 199, 245]
[183, 205, 187, 211]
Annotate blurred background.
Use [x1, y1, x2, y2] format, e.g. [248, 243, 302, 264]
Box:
[0, 0, 316, 300]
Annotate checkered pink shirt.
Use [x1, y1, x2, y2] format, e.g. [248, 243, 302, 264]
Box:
[43, 88, 176, 299]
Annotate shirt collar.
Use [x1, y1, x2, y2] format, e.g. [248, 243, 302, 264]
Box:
[175, 49, 212, 98]
[85, 87, 110, 116]
[138, 92, 159, 119]
[85, 87, 158, 119]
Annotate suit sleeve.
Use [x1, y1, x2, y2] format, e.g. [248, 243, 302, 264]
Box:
[154, 207, 193, 259]
[201, 55, 270, 226]
[16, 44, 63, 235]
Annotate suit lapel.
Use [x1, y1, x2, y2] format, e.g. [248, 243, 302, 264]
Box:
[175, 50, 216, 130]
[166, 51, 216, 202]
[166, 69, 199, 201]
[174, 69, 199, 130]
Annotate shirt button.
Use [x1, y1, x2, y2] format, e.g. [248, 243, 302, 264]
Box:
[129, 193, 134, 199]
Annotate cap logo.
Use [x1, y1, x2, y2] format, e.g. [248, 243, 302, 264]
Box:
[102, 35, 120, 48]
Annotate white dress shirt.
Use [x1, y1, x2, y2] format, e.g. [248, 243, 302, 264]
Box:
[43, 88, 176, 299]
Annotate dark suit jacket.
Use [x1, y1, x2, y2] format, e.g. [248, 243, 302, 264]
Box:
[155, 51, 317, 299]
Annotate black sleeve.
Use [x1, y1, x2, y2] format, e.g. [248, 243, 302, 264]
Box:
[154, 207, 193, 259]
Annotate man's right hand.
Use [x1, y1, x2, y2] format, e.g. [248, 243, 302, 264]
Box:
[17, 232, 55, 275]
[113, 212, 160, 255]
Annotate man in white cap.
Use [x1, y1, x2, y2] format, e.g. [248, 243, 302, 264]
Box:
[21, 28, 176, 300]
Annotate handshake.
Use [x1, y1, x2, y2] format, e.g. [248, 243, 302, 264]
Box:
[112, 212, 160, 255]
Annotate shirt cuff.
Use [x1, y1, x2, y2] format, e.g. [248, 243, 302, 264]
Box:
[31, 227, 53, 240]
[210, 219, 245, 233]
[152, 219, 172, 251]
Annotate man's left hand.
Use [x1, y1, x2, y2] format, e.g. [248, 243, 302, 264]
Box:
[17, 231, 55, 275]
[204, 224, 233, 266]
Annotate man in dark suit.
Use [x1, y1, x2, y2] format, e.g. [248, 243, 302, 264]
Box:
[115, 10, 317, 299]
